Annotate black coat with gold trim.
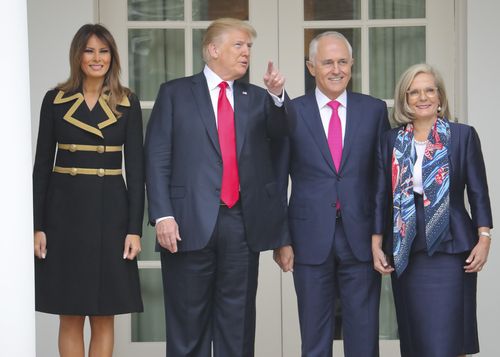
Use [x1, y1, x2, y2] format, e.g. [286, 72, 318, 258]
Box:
[33, 89, 144, 315]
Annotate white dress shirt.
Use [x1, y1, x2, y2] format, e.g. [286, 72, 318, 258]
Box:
[413, 140, 426, 194]
[204, 65, 235, 127]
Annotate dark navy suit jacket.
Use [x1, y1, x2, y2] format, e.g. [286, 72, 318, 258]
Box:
[373, 121, 493, 255]
[145, 72, 294, 252]
[279, 91, 390, 264]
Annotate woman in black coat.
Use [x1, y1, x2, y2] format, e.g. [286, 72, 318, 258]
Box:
[33, 24, 144, 357]
[371, 63, 492, 357]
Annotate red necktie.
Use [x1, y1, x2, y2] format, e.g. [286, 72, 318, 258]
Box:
[217, 82, 240, 207]
[327, 100, 342, 171]
[327, 100, 342, 210]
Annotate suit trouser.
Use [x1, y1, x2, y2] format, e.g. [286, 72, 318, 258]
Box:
[293, 218, 381, 357]
[160, 203, 259, 357]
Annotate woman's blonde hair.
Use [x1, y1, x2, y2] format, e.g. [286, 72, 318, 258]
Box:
[58, 24, 130, 117]
[202, 18, 257, 63]
[392, 63, 450, 125]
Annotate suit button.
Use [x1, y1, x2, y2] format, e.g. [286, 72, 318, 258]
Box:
[69, 144, 77, 152]
[96, 145, 105, 153]
[337, 177, 341, 182]
[70, 167, 78, 176]
[217, 159, 222, 166]
[97, 168, 105, 177]
[215, 188, 220, 193]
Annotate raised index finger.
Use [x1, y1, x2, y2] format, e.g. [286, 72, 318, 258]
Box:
[266, 61, 274, 75]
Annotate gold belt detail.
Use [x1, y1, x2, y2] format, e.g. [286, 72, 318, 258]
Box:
[53, 166, 122, 177]
[58, 143, 122, 153]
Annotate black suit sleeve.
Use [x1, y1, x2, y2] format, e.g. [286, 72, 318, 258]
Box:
[378, 102, 391, 135]
[373, 131, 390, 235]
[33, 91, 57, 231]
[144, 84, 174, 224]
[266, 92, 296, 138]
[124, 94, 145, 235]
[372, 101, 391, 234]
[269, 95, 296, 247]
[465, 126, 493, 229]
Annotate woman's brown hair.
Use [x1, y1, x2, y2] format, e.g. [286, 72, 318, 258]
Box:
[58, 24, 130, 116]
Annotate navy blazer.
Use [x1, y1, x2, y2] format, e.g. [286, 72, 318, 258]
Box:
[279, 91, 390, 264]
[145, 72, 294, 253]
[373, 121, 493, 255]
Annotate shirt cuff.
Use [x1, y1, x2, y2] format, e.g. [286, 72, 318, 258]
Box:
[156, 216, 175, 224]
[268, 89, 284, 107]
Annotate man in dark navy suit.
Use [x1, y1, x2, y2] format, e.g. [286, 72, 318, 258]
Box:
[145, 18, 293, 357]
[274, 31, 390, 356]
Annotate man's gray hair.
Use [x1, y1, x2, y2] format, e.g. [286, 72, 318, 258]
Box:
[308, 31, 353, 63]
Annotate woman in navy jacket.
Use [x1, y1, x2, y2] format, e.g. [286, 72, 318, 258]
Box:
[372, 63, 492, 357]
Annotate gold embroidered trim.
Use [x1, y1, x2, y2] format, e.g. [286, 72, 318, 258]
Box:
[53, 166, 122, 177]
[57, 143, 122, 153]
[54, 91, 104, 138]
[101, 93, 131, 107]
[53, 90, 130, 137]
[97, 96, 117, 130]
[119, 96, 131, 107]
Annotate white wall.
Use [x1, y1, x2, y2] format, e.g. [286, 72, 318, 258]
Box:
[27, 1, 97, 355]
[0, 0, 36, 355]
[467, 0, 500, 355]
[28, 0, 97, 156]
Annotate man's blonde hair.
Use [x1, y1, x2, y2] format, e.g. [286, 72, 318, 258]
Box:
[202, 18, 257, 63]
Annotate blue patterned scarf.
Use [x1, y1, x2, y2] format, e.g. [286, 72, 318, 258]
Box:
[392, 117, 450, 276]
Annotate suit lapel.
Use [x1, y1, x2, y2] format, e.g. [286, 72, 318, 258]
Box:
[233, 81, 249, 158]
[300, 93, 336, 172]
[54, 90, 128, 138]
[340, 92, 362, 172]
[191, 73, 221, 156]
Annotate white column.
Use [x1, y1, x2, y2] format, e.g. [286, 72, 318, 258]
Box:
[0, 0, 36, 356]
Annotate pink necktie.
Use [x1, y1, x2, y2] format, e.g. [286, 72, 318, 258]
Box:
[217, 82, 240, 207]
[328, 100, 342, 210]
[327, 100, 342, 171]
